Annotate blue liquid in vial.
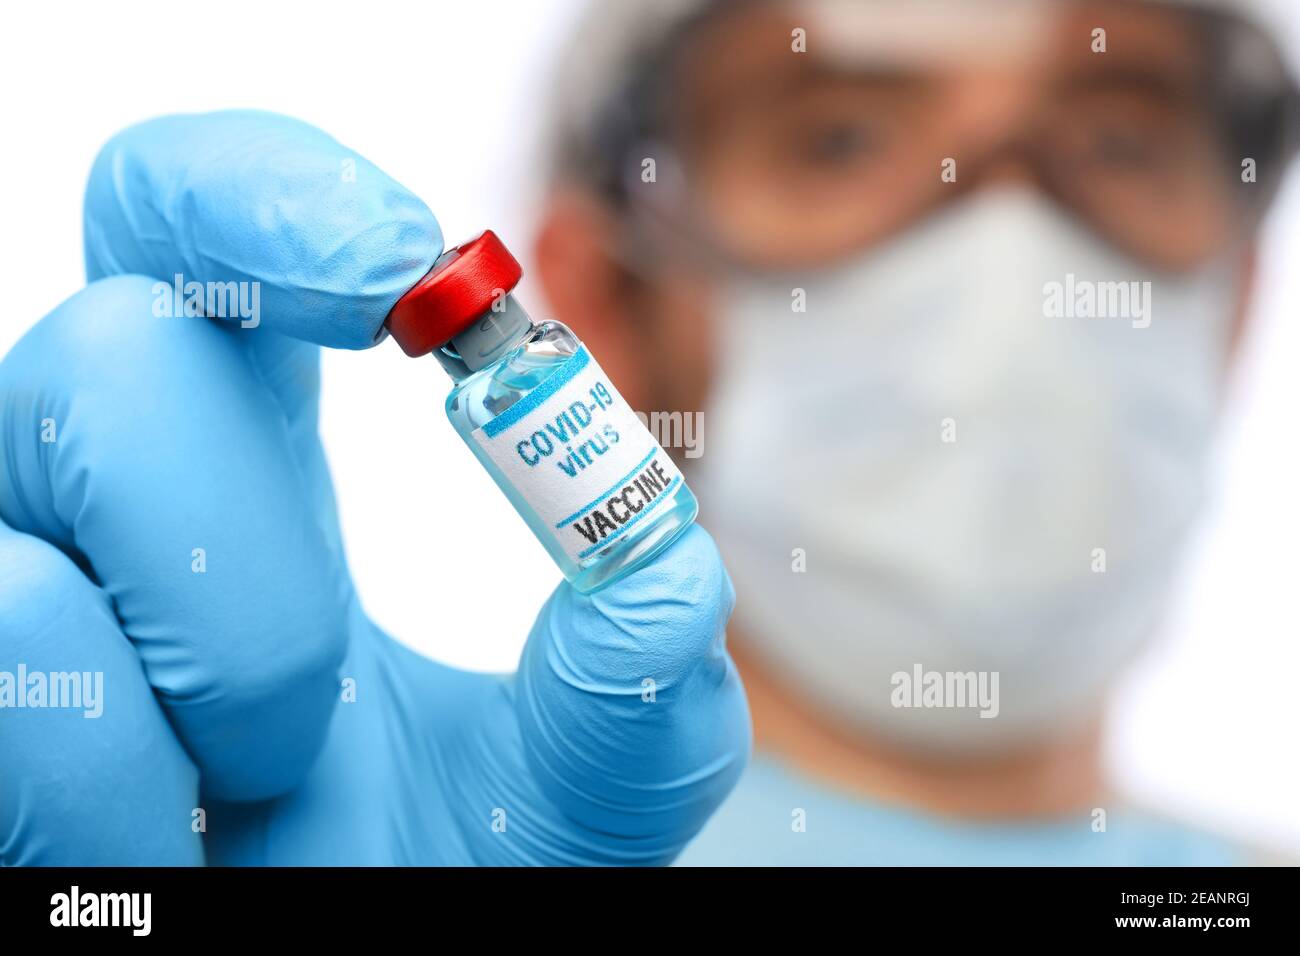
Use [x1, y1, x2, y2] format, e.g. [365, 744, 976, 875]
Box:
[443, 318, 698, 593]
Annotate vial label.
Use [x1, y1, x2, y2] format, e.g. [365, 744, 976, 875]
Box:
[472, 347, 684, 563]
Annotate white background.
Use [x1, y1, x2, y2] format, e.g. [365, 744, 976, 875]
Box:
[1, 0, 1296, 856]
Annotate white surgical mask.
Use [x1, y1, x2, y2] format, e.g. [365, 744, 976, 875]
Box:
[693, 188, 1235, 754]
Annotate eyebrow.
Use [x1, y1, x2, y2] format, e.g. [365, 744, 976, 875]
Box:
[682, 62, 938, 131]
[733, 63, 941, 107]
[1053, 64, 1203, 106]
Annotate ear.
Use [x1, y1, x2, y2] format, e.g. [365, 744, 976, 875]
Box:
[531, 189, 651, 409]
[1225, 244, 1258, 365]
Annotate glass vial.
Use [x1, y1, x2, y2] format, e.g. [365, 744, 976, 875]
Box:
[385, 231, 698, 593]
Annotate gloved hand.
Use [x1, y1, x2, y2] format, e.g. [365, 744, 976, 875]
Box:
[0, 111, 750, 865]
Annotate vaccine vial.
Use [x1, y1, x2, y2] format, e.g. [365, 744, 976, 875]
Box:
[385, 231, 698, 593]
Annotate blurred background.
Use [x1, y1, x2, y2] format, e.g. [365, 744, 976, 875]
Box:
[0, 0, 1296, 858]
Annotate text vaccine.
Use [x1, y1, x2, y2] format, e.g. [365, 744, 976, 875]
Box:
[385, 231, 698, 592]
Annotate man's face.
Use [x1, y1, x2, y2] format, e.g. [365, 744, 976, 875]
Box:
[528, 0, 1295, 748]
[539, 0, 1270, 417]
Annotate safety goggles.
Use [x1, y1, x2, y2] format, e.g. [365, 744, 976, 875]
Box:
[583, 0, 1300, 272]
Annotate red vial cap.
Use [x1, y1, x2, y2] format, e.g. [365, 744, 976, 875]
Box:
[386, 230, 524, 357]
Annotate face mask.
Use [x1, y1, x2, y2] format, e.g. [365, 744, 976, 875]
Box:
[692, 187, 1236, 754]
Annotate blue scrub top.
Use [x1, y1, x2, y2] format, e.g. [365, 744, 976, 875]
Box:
[676, 754, 1243, 866]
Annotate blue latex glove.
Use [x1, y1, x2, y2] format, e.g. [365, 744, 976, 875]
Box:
[0, 111, 750, 865]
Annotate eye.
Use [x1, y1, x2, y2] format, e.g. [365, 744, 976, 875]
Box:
[796, 118, 882, 167]
[1087, 123, 1169, 169]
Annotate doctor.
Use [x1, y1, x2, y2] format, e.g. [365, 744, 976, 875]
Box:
[526, 0, 1299, 863]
